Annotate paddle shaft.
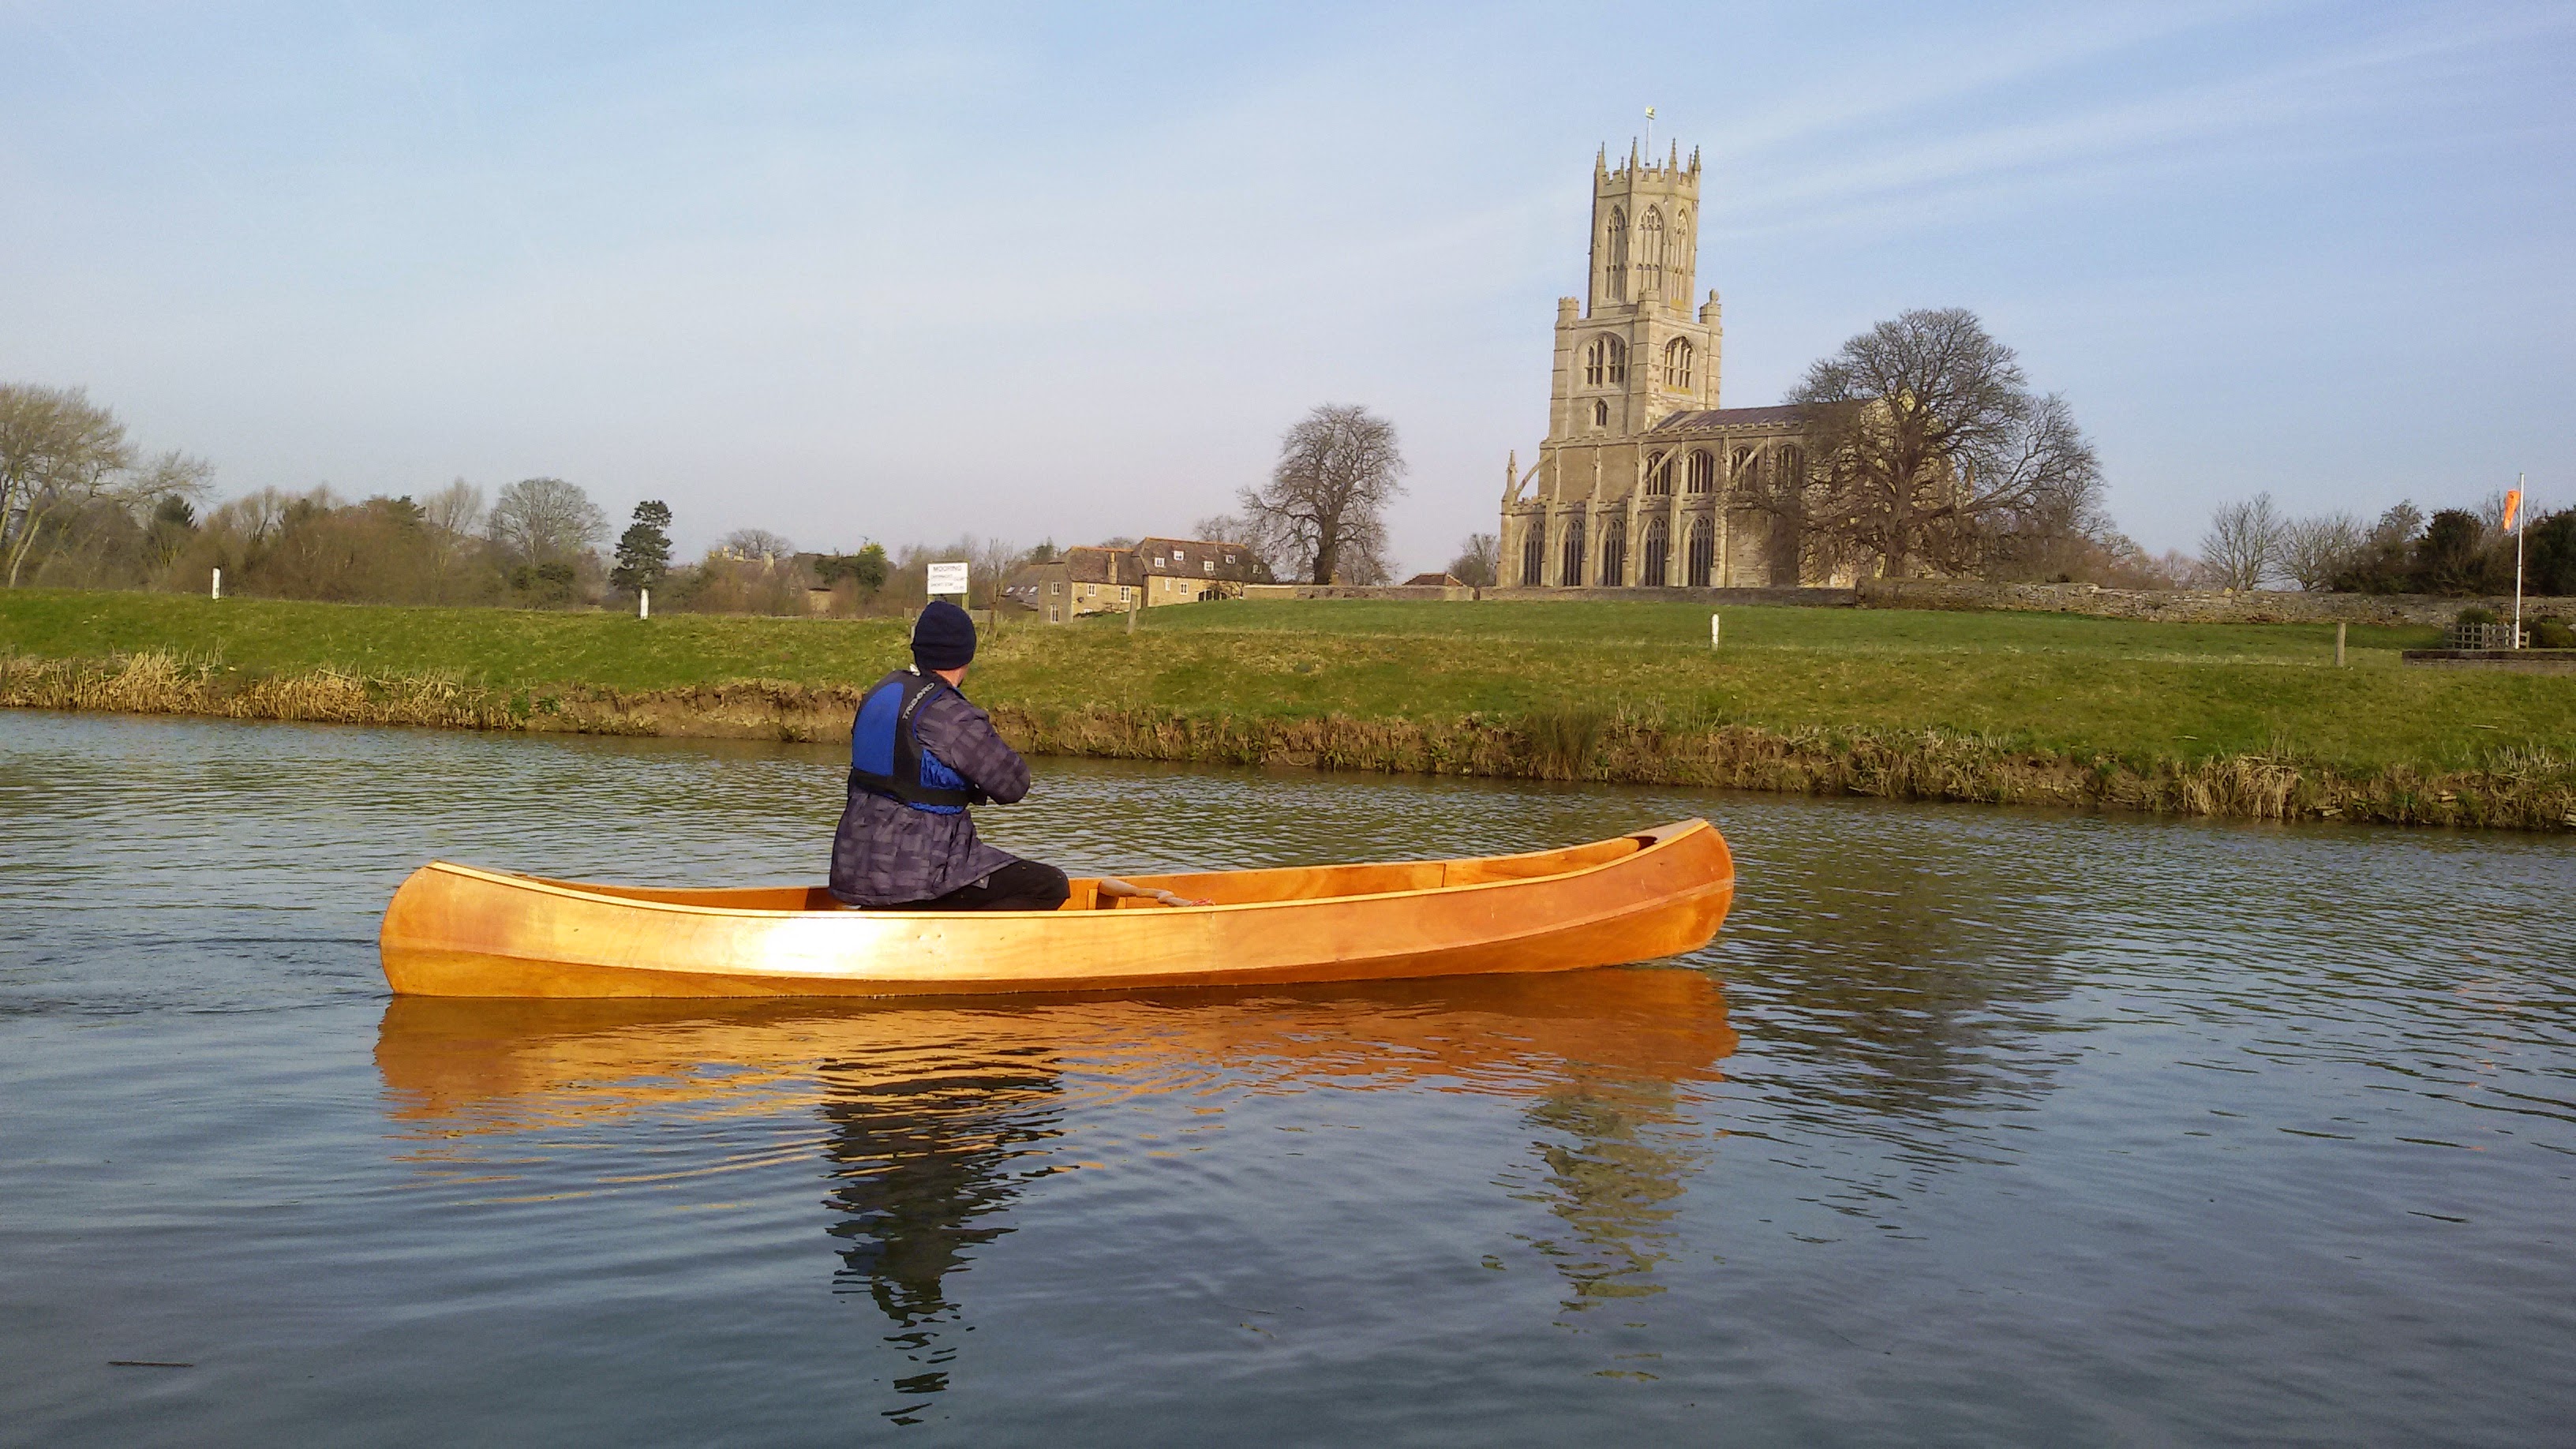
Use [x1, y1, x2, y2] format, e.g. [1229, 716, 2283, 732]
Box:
[1096, 876, 1210, 908]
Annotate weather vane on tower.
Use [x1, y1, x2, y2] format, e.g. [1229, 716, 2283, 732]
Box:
[1644, 105, 1656, 156]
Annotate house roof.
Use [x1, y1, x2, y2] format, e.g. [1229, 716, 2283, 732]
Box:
[1135, 537, 1259, 580]
[1005, 547, 1141, 592]
[1063, 545, 1140, 586]
[1403, 572, 1465, 587]
[1649, 404, 1807, 432]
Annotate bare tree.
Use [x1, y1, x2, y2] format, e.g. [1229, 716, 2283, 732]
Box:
[1447, 532, 1500, 587]
[487, 477, 607, 565]
[115, 449, 213, 515]
[423, 479, 485, 538]
[1776, 309, 2102, 578]
[2278, 512, 2361, 591]
[1237, 403, 1406, 586]
[418, 479, 486, 584]
[721, 528, 797, 564]
[2199, 494, 2286, 590]
[0, 384, 136, 586]
[1192, 513, 1279, 581]
[968, 536, 1024, 606]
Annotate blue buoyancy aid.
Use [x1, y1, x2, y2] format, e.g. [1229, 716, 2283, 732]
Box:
[848, 670, 979, 814]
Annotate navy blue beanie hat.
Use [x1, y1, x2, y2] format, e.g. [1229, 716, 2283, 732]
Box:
[912, 599, 978, 672]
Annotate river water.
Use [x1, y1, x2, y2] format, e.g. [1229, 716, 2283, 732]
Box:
[1, 710, 2569, 1446]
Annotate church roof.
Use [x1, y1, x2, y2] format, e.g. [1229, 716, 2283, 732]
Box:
[1649, 404, 1807, 431]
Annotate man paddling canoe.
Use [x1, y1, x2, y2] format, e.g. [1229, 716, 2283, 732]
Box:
[829, 600, 1073, 911]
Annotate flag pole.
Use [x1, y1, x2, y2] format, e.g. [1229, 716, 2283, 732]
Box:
[2510, 473, 2525, 650]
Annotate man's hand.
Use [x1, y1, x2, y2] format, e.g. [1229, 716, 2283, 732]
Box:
[1096, 876, 1213, 908]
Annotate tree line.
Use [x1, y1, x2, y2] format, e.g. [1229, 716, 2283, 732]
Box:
[2196, 492, 2574, 597]
[0, 383, 1059, 615]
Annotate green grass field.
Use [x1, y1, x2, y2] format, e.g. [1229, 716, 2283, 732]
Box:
[4, 590, 2568, 776]
[1136, 597, 2441, 659]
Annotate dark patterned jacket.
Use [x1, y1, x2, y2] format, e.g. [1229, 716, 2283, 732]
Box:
[826, 672, 1032, 906]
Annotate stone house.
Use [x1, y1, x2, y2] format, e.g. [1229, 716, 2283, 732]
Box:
[1499, 141, 1848, 590]
[1004, 537, 1264, 623]
[1002, 545, 1142, 623]
[1134, 537, 1261, 605]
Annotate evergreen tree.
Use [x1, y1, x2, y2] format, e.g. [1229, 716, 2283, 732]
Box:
[814, 541, 889, 592]
[612, 500, 673, 593]
[2525, 508, 2576, 597]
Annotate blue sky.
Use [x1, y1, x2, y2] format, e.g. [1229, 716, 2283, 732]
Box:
[5, 2, 2570, 568]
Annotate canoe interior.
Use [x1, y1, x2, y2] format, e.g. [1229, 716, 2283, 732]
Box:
[537, 829, 1663, 914]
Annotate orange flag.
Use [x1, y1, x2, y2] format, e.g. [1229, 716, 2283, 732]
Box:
[2503, 488, 2522, 531]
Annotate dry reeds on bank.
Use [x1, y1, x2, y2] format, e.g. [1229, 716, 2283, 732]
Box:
[6, 652, 2571, 833]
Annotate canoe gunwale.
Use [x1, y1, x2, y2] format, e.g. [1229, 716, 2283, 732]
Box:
[413, 818, 1727, 922]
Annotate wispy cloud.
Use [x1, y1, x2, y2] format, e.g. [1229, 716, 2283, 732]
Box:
[1717, 6, 2575, 238]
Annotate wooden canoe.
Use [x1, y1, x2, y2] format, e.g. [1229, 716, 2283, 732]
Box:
[377, 818, 1734, 998]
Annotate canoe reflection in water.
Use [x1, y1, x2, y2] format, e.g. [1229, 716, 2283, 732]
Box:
[376, 967, 1737, 1414]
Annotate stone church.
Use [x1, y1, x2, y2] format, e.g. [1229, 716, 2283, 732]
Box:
[1499, 140, 1832, 590]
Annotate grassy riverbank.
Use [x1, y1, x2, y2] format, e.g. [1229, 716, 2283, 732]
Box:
[6, 589, 2571, 830]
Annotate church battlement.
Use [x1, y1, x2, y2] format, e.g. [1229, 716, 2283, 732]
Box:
[1597, 140, 1702, 186]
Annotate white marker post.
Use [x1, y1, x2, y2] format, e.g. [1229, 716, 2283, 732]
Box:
[639, 587, 650, 620]
[1710, 612, 1720, 650]
[211, 567, 221, 601]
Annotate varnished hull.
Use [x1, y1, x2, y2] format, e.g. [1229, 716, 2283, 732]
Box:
[378, 818, 1735, 998]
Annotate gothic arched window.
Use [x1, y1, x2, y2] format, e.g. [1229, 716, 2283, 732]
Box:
[1605, 208, 1628, 302]
[1591, 399, 1608, 428]
[1582, 335, 1628, 388]
[1598, 518, 1627, 586]
[1559, 515, 1586, 587]
[1642, 516, 1670, 587]
[1645, 453, 1673, 496]
[1687, 449, 1714, 495]
[1686, 516, 1715, 588]
[1638, 208, 1664, 295]
[1521, 526, 1545, 586]
[1730, 447, 1758, 488]
[1778, 446, 1805, 485]
[1663, 337, 1693, 389]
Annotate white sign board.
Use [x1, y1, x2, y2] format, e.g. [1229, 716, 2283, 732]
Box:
[926, 561, 970, 597]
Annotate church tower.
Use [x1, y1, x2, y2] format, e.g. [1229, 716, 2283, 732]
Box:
[1502, 137, 1812, 592]
[1537, 141, 1724, 447]
[1589, 140, 1701, 315]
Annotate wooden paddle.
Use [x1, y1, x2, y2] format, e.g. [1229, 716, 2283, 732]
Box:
[1095, 877, 1212, 908]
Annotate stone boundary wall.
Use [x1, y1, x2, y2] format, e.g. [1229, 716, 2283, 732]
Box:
[1234, 577, 2574, 625]
[1483, 586, 1862, 607]
[2400, 650, 2576, 674]
[1240, 583, 1475, 601]
[1239, 583, 1862, 607]
[1856, 580, 2576, 627]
